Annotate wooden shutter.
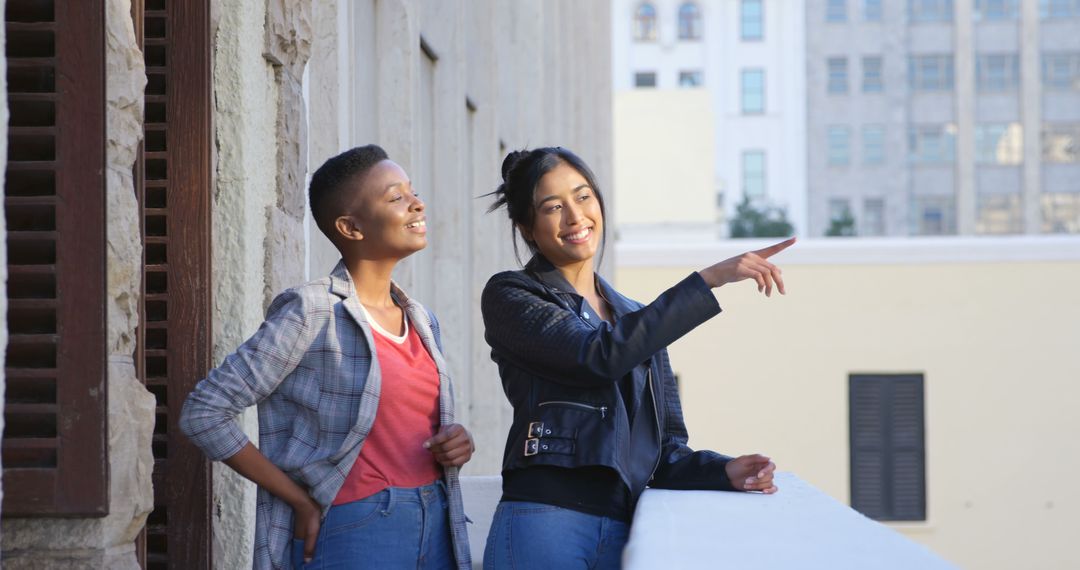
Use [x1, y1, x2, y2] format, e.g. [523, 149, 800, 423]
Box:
[134, 0, 213, 567]
[2, 0, 108, 517]
[849, 373, 927, 521]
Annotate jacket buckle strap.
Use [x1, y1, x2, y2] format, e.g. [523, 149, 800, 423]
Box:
[524, 438, 540, 456]
[528, 421, 545, 438]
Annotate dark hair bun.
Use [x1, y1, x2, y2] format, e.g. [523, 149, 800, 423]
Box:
[500, 150, 530, 182]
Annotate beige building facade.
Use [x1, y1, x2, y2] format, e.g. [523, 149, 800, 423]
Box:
[616, 235, 1080, 570]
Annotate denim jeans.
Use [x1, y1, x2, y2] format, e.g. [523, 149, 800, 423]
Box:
[292, 481, 454, 569]
[483, 501, 630, 570]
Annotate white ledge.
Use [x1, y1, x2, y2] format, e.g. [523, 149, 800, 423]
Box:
[622, 472, 955, 570]
[615, 235, 1080, 266]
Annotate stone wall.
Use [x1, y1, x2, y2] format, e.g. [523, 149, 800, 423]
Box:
[208, 0, 313, 567]
[1, 0, 155, 567]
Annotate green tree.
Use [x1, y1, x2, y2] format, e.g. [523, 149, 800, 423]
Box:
[729, 196, 795, 238]
[825, 209, 856, 237]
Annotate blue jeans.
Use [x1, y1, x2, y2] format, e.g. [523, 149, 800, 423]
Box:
[292, 481, 454, 569]
[483, 501, 630, 570]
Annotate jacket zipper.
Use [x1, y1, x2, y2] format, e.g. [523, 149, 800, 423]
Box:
[538, 400, 608, 419]
[646, 368, 662, 483]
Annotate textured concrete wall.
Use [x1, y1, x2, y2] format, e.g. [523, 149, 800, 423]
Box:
[2, 0, 155, 568]
[306, 0, 613, 477]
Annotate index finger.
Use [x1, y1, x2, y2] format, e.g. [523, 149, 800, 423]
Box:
[752, 237, 796, 259]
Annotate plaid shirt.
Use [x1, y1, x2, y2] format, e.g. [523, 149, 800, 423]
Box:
[179, 261, 471, 569]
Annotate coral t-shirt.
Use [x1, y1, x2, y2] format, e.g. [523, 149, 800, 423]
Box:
[333, 308, 442, 505]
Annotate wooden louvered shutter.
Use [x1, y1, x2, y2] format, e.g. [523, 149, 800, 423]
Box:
[133, 0, 214, 568]
[135, 0, 215, 567]
[849, 373, 927, 521]
[2, 0, 108, 516]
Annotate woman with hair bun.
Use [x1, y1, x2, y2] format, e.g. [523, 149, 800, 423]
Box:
[481, 147, 792, 569]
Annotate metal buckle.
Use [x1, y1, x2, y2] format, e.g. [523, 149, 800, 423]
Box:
[528, 421, 545, 438]
[524, 438, 539, 456]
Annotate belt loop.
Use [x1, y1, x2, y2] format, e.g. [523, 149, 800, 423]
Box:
[382, 487, 395, 517]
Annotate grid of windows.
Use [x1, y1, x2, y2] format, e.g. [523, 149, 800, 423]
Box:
[863, 198, 886, 236]
[828, 57, 849, 94]
[678, 2, 703, 40]
[865, 0, 884, 20]
[909, 55, 955, 91]
[743, 150, 767, 198]
[741, 0, 764, 40]
[1042, 123, 1080, 163]
[828, 126, 852, 165]
[1043, 53, 1080, 90]
[1040, 0, 1080, 19]
[634, 71, 657, 88]
[908, 0, 954, 22]
[679, 70, 704, 87]
[976, 194, 1023, 234]
[827, 0, 848, 22]
[908, 125, 957, 164]
[976, 54, 1020, 92]
[863, 125, 886, 164]
[742, 69, 766, 113]
[974, 123, 1024, 165]
[634, 3, 658, 41]
[974, 0, 1019, 20]
[863, 56, 884, 92]
[912, 195, 957, 235]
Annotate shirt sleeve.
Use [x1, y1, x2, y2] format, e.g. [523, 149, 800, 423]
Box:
[480, 271, 721, 388]
[178, 288, 318, 461]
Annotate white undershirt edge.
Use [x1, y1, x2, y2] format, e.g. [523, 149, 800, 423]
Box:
[358, 302, 409, 344]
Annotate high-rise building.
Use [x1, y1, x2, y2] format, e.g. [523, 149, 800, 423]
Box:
[806, 0, 1080, 236]
[612, 0, 808, 236]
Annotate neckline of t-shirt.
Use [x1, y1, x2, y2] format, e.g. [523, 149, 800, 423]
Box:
[358, 302, 409, 344]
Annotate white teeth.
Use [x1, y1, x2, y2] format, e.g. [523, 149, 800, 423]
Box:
[406, 220, 426, 229]
[564, 228, 591, 241]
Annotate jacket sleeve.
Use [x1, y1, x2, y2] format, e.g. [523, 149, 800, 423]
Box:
[480, 271, 721, 388]
[649, 349, 737, 491]
[179, 289, 318, 462]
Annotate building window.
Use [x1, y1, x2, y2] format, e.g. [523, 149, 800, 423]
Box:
[1042, 193, 1080, 233]
[827, 0, 848, 21]
[976, 194, 1023, 234]
[742, 150, 767, 198]
[828, 126, 852, 165]
[741, 69, 765, 114]
[1042, 52, 1080, 90]
[908, 0, 954, 22]
[862, 125, 886, 164]
[1040, 0, 1080, 19]
[863, 56, 884, 92]
[679, 70, 704, 87]
[1042, 123, 1080, 163]
[912, 195, 957, 234]
[865, 0, 884, 20]
[863, 198, 886, 235]
[974, 0, 1018, 20]
[908, 124, 957, 164]
[827, 198, 855, 236]
[909, 55, 955, 91]
[634, 2, 659, 42]
[828, 57, 849, 94]
[634, 71, 657, 88]
[741, 0, 764, 40]
[849, 374, 927, 522]
[976, 54, 1020, 92]
[974, 123, 1024, 165]
[678, 2, 703, 40]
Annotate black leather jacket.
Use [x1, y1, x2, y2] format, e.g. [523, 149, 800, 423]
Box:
[481, 256, 737, 506]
